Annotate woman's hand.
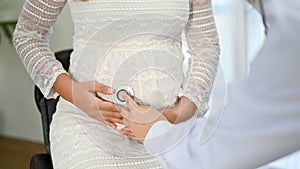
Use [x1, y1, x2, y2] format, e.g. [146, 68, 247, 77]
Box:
[72, 81, 123, 128]
[53, 73, 123, 128]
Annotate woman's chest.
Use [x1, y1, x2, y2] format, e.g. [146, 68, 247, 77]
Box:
[68, 0, 190, 16]
[67, 0, 190, 33]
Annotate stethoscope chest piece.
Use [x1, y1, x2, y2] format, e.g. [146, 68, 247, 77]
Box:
[114, 85, 134, 106]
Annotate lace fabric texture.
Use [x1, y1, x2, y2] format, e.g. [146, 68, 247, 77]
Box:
[13, 0, 219, 114]
[182, 0, 220, 115]
[13, 0, 68, 99]
[13, 0, 219, 167]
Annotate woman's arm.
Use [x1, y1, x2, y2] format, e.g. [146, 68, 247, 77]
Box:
[13, 0, 68, 99]
[13, 0, 123, 127]
[155, 0, 221, 124]
[181, 0, 220, 116]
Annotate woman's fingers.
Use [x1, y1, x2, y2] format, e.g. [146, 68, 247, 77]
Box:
[91, 81, 115, 95]
[105, 117, 123, 124]
[105, 121, 117, 129]
[97, 99, 120, 112]
[102, 111, 123, 125]
[101, 110, 123, 119]
[70, 81, 126, 130]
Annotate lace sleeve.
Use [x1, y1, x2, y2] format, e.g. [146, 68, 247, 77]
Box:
[181, 0, 220, 116]
[13, 0, 67, 99]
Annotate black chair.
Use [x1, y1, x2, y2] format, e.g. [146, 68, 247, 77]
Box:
[30, 49, 73, 169]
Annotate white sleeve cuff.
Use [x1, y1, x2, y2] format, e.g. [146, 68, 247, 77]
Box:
[143, 116, 197, 156]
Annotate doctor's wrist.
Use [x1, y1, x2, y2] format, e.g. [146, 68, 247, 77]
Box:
[162, 96, 196, 124]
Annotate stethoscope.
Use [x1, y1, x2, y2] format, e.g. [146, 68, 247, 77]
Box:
[114, 85, 135, 106]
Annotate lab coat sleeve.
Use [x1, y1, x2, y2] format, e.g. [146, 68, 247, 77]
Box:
[144, 117, 207, 169]
[144, 1, 300, 168]
[144, 81, 300, 169]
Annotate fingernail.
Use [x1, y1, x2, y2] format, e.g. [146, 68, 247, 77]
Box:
[120, 91, 127, 97]
[119, 91, 128, 101]
[108, 88, 115, 93]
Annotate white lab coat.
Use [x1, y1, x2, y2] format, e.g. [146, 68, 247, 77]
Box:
[143, 0, 300, 168]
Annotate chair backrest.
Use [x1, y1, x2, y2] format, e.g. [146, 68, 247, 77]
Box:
[34, 49, 72, 154]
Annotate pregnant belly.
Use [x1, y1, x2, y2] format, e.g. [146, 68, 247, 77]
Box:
[96, 48, 184, 110]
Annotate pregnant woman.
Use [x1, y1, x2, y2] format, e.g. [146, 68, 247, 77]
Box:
[13, 0, 220, 168]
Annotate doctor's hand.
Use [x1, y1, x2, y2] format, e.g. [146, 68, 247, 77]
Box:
[53, 74, 123, 129]
[119, 92, 167, 141]
[119, 92, 196, 140]
[161, 96, 196, 124]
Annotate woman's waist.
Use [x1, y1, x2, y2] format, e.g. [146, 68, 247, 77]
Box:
[98, 48, 184, 109]
[97, 70, 184, 110]
[67, 68, 184, 111]
[69, 41, 184, 80]
[73, 35, 182, 51]
[68, 39, 185, 109]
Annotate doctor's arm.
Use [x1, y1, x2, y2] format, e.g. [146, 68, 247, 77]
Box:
[123, 80, 300, 169]
[122, 4, 300, 167]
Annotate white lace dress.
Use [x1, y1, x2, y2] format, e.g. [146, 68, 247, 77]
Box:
[13, 0, 220, 168]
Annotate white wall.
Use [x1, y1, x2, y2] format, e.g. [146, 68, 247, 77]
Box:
[0, 1, 73, 143]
